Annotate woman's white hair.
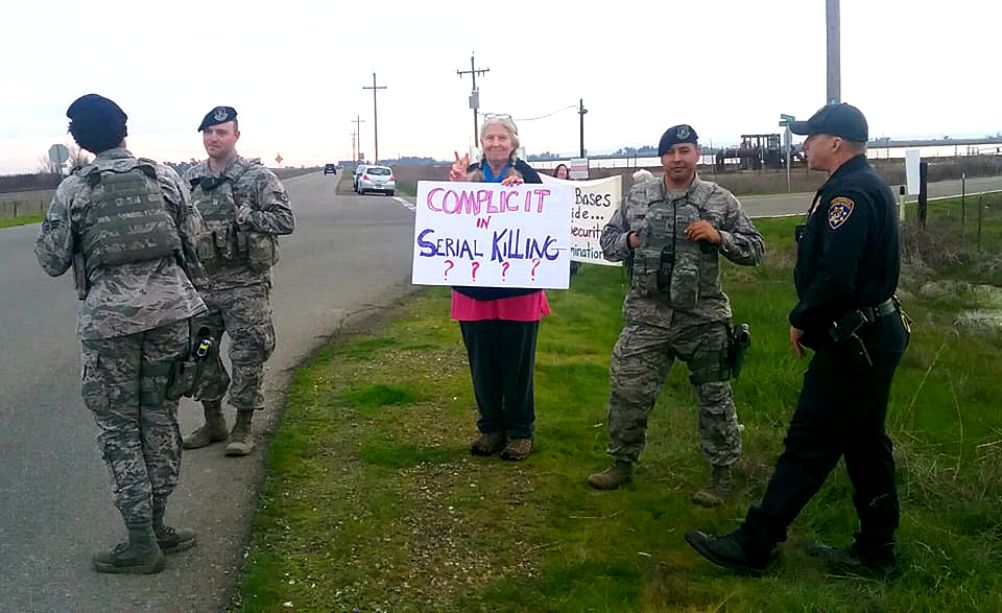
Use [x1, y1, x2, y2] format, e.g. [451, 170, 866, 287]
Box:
[632, 168, 655, 183]
[480, 114, 520, 160]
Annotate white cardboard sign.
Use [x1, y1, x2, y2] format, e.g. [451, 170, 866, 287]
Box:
[540, 174, 621, 266]
[411, 181, 573, 288]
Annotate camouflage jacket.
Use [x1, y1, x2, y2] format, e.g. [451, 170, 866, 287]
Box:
[35, 148, 207, 340]
[184, 155, 295, 291]
[600, 174, 764, 326]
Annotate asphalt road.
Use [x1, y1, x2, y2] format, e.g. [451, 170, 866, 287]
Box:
[0, 172, 997, 611]
[740, 175, 1002, 218]
[0, 171, 416, 611]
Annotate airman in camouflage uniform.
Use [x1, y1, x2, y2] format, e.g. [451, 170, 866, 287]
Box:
[35, 94, 206, 574]
[181, 106, 295, 456]
[587, 125, 765, 507]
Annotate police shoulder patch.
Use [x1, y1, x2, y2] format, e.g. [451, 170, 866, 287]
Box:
[828, 196, 855, 230]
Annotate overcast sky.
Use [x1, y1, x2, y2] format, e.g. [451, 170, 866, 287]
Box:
[1, 0, 996, 173]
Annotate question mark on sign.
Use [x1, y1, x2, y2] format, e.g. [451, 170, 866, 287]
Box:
[471, 261, 480, 281]
[443, 259, 455, 280]
[501, 261, 510, 281]
[530, 258, 541, 281]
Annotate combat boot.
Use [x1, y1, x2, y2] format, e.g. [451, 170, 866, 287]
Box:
[587, 460, 634, 490]
[152, 497, 197, 555]
[225, 409, 255, 456]
[685, 528, 769, 576]
[182, 400, 228, 449]
[692, 465, 733, 508]
[807, 542, 896, 578]
[93, 523, 166, 575]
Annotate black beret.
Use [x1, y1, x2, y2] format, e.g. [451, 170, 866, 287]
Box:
[66, 94, 127, 125]
[658, 124, 699, 156]
[66, 94, 128, 154]
[198, 106, 238, 131]
[789, 103, 868, 142]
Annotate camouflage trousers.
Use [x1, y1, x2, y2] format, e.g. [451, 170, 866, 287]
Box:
[80, 319, 188, 526]
[191, 283, 276, 410]
[606, 318, 742, 467]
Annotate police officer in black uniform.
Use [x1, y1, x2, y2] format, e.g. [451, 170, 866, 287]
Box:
[685, 103, 910, 576]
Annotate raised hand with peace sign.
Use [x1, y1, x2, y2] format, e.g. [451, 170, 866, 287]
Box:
[449, 151, 470, 182]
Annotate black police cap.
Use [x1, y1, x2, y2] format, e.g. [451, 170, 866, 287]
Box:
[658, 124, 699, 156]
[789, 103, 868, 143]
[198, 106, 238, 131]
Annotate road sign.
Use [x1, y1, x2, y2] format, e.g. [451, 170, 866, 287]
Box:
[779, 121, 791, 127]
[780, 113, 795, 121]
[275, 153, 283, 165]
[48, 144, 69, 165]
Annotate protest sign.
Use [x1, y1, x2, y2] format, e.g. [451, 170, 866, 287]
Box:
[411, 181, 573, 288]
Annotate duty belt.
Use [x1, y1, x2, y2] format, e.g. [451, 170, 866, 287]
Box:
[831, 297, 899, 343]
[856, 297, 899, 324]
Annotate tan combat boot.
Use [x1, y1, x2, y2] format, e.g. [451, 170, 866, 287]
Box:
[587, 459, 634, 490]
[692, 465, 733, 508]
[182, 400, 228, 449]
[225, 409, 255, 456]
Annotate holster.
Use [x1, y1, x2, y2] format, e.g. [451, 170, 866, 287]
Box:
[166, 359, 197, 401]
[727, 323, 751, 379]
[165, 325, 215, 400]
[72, 252, 88, 300]
[828, 309, 874, 368]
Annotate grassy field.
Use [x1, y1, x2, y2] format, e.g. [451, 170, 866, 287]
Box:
[232, 201, 1002, 611]
[0, 212, 44, 229]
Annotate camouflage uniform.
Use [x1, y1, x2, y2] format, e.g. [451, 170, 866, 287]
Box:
[599, 174, 764, 468]
[34, 148, 206, 527]
[183, 156, 293, 413]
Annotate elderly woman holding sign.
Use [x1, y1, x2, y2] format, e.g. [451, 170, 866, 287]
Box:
[448, 114, 548, 461]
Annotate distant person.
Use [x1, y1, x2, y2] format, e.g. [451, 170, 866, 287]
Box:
[588, 124, 764, 507]
[182, 106, 295, 456]
[632, 168, 655, 185]
[687, 103, 911, 577]
[35, 94, 206, 574]
[448, 114, 547, 461]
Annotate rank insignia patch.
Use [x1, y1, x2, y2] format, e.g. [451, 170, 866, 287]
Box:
[828, 196, 855, 230]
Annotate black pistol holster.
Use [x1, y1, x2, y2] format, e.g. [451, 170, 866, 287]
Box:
[166, 325, 215, 400]
[828, 299, 898, 368]
[829, 311, 873, 369]
[727, 323, 752, 379]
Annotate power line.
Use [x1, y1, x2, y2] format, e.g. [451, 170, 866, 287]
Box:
[482, 105, 577, 122]
[362, 73, 387, 163]
[456, 53, 489, 147]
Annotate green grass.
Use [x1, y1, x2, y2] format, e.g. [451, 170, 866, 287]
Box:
[395, 180, 417, 198]
[0, 212, 44, 229]
[233, 206, 1002, 612]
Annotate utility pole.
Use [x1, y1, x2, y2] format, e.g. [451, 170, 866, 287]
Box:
[362, 73, 387, 163]
[351, 115, 366, 162]
[826, 0, 840, 105]
[349, 131, 357, 163]
[577, 98, 588, 158]
[457, 53, 490, 147]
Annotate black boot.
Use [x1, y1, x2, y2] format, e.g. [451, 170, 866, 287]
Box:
[685, 528, 769, 576]
[807, 541, 896, 578]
